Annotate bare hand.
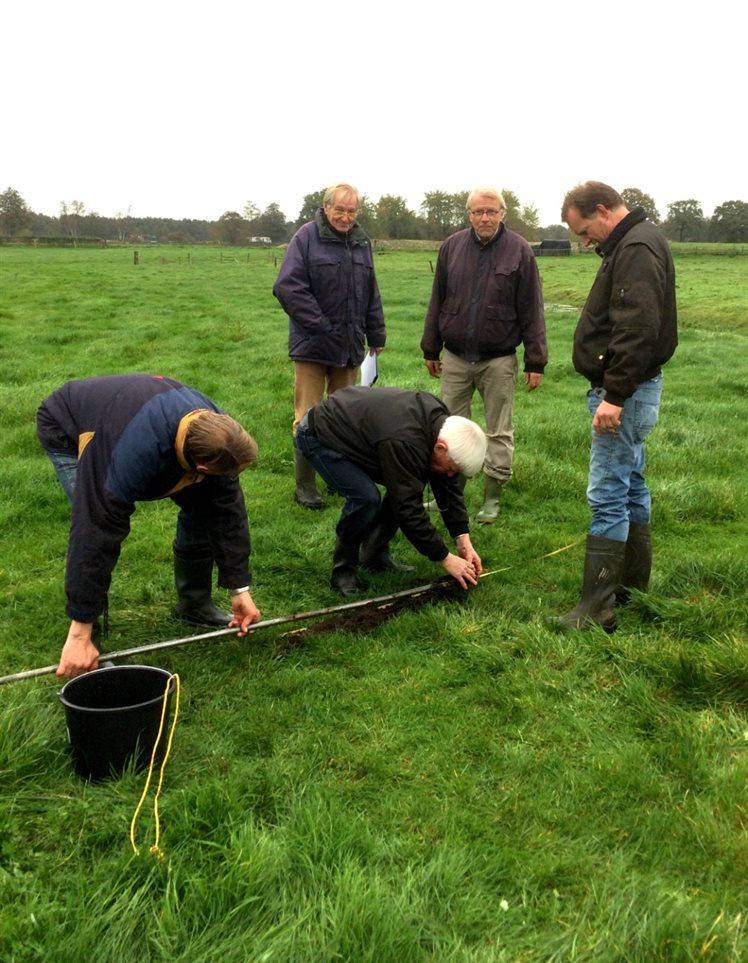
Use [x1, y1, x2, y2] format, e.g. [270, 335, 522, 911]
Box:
[57, 621, 100, 678]
[455, 535, 483, 577]
[593, 399, 623, 435]
[230, 592, 262, 635]
[441, 552, 479, 589]
[424, 360, 442, 378]
[524, 372, 543, 392]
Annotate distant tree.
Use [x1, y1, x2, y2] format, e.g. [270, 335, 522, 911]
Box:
[213, 210, 249, 245]
[501, 190, 539, 240]
[709, 200, 748, 243]
[420, 191, 466, 239]
[373, 194, 419, 239]
[250, 202, 288, 243]
[296, 189, 326, 227]
[243, 201, 260, 223]
[0, 187, 32, 236]
[60, 200, 87, 239]
[621, 188, 660, 223]
[538, 224, 570, 241]
[351, 194, 375, 236]
[662, 199, 707, 242]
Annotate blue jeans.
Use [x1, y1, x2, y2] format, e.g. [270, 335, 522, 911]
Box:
[586, 374, 662, 542]
[45, 450, 78, 502]
[42, 449, 210, 551]
[295, 420, 381, 543]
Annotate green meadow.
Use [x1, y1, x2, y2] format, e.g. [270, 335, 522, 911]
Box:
[0, 244, 747, 962]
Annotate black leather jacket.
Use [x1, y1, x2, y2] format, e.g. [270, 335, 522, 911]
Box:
[572, 209, 678, 406]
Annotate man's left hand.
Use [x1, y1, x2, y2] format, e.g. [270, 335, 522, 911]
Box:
[524, 372, 543, 392]
[230, 592, 262, 635]
[593, 399, 623, 435]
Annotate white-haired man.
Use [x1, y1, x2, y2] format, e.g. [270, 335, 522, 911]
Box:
[421, 187, 547, 523]
[295, 386, 486, 595]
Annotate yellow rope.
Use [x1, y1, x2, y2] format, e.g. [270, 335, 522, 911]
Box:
[129, 673, 180, 859]
[477, 539, 583, 580]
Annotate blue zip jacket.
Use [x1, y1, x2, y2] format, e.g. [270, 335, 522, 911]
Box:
[37, 374, 251, 622]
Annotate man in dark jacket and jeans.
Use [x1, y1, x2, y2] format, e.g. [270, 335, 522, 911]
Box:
[421, 186, 547, 524]
[554, 181, 678, 631]
[295, 386, 487, 596]
[37, 374, 262, 677]
[273, 183, 387, 510]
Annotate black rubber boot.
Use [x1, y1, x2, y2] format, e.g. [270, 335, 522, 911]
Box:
[330, 538, 363, 596]
[173, 543, 232, 625]
[360, 504, 415, 573]
[552, 535, 626, 632]
[294, 449, 326, 510]
[616, 522, 652, 605]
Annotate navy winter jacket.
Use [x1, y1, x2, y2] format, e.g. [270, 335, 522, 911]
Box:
[37, 374, 252, 622]
[273, 209, 386, 368]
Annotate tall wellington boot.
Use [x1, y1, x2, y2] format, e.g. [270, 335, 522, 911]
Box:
[360, 507, 415, 573]
[615, 522, 652, 605]
[330, 538, 363, 596]
[294, 449, 326, 510]
[476, 475, 503, 524]
[173, 543, 232, 626]
[552, 535, 626, 632]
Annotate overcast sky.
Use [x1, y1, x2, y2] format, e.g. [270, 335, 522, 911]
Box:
[6, 1, 747, 227]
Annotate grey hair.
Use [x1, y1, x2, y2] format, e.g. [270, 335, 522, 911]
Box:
[323, 183, 362, 208]
[438, 416, 487, 477]
[466, 187, 506, 212]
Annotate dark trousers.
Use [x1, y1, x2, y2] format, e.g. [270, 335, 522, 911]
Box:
[295, 421, 381, 544]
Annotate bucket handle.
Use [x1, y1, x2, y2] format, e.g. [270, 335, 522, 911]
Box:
[129, 673, 180, 858]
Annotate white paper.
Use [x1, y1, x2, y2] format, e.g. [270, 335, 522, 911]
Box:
[360, 352, 378, 387]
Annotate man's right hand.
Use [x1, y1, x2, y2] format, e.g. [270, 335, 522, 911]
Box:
[424, 360, 442, 378]
[441, 552, 479, 589]
[57, 621, 100, 678]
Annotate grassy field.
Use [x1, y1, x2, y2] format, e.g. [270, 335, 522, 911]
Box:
[1, 245, 747, 962]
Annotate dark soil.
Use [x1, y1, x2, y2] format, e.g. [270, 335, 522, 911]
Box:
[275, 579, 465, 654]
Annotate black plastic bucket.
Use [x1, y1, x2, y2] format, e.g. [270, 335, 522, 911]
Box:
[59, 665, 176, 781]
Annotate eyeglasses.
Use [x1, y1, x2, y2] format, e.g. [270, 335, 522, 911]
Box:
[330, 206, 358, 218]
[469, 208, 503, 218]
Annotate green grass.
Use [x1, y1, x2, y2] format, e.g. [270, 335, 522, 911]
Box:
[1, 246, 747, 962]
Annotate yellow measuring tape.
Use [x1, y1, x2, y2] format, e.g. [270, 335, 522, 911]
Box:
[129, 672, 181, 859]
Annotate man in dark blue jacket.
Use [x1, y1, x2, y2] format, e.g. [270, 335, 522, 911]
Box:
[37, 374, 261, 677]
[273, 183, 387, 510]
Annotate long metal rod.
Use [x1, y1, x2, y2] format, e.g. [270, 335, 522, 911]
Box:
[0, 579, 448, 685]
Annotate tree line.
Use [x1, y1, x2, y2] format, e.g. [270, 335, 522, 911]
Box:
[1, 186, 747, 246]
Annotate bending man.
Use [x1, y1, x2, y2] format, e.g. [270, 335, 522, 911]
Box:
[37, 374, 262, 677]
[295, 386, 486, 595]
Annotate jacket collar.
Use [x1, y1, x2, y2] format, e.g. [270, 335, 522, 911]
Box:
[175, 409, 208, 470]
[315, 207, 371, 247]
[471, 222, 505, 248]
[597, 207, 647, 257]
